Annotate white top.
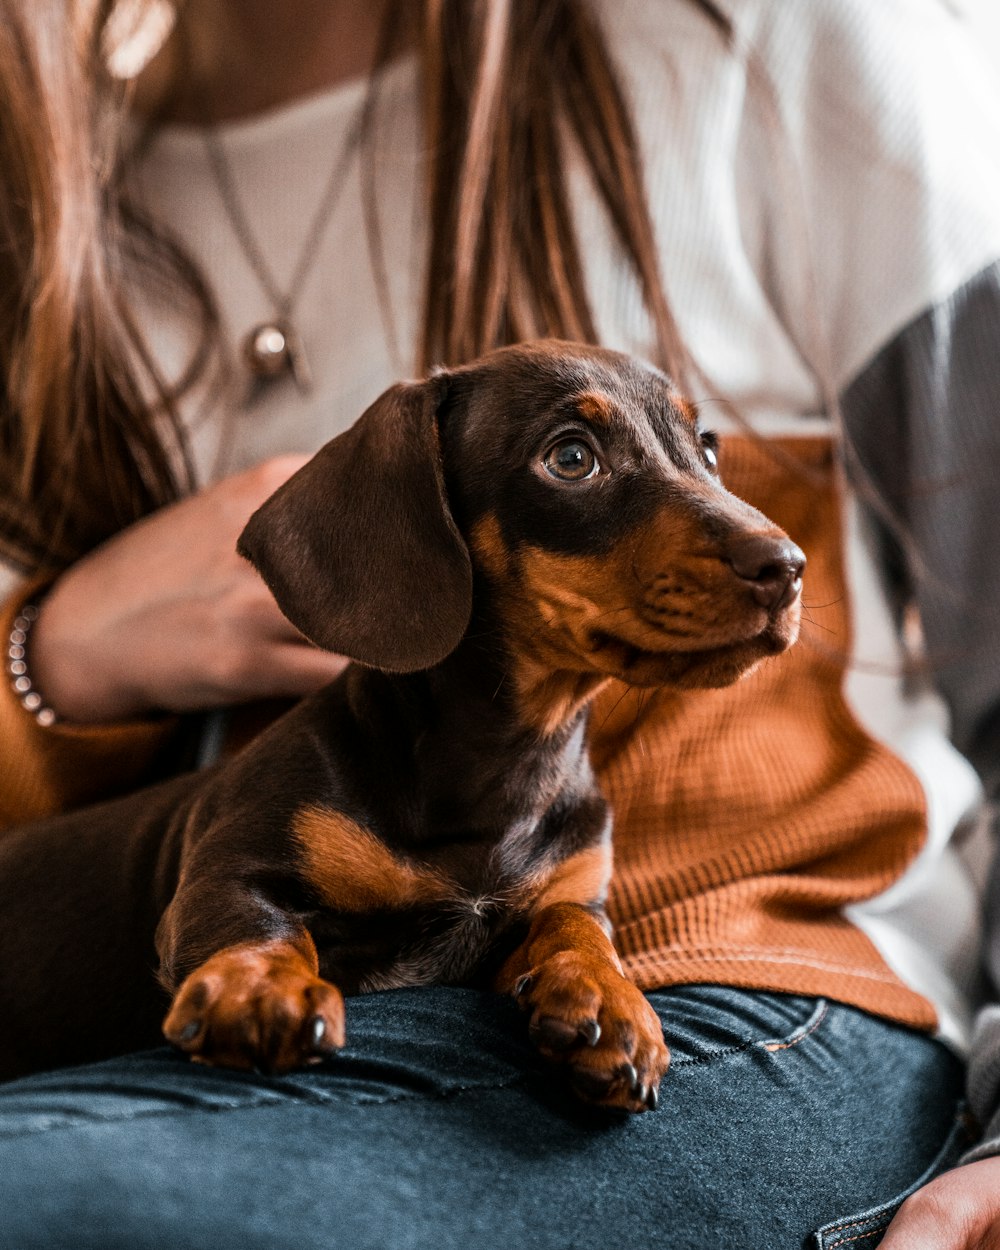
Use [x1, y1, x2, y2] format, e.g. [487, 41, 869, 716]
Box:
[126, 55, 424, 486]
[120, 0, 1000, 474]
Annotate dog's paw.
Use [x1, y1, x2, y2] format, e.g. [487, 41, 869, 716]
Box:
[163, 941, 345, 1073]
[515, 951, 669, 1113]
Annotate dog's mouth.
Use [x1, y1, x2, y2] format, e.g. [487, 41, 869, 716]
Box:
[584, 607, 800, 689]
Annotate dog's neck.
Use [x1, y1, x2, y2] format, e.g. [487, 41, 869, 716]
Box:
[344, 622, 604, 858]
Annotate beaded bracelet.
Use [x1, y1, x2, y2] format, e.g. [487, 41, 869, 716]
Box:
[7, 604, 58, 727]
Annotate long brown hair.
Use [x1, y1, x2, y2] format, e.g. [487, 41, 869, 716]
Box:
[0, 0, 728, 575]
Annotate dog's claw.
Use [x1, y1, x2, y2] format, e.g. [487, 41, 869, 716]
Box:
[308, 1016, 327, 1048]
[646, 1084, 660, 1111]
[180, 1019, 201, 1043]
[619, 1062, 638, 1091]
[579, 1019, 601, 1047]
[514, 974, 533, 999]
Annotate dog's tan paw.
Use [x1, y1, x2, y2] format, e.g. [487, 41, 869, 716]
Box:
[515, 950, 669, 1112]
[163, 941, 345, 1073]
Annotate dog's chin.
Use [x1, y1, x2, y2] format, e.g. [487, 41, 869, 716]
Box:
[587, 610, 800, 690]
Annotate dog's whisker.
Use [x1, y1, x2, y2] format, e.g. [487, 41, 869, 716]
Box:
[626, 689, 654, 752]
[799, 615, 837, 638]
[801, 595, 843, 611]
[594, 683, 640, 734]
[686, 395, 728, 408]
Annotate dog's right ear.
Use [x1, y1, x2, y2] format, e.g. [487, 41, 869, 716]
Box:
[237, 373, 472, 672]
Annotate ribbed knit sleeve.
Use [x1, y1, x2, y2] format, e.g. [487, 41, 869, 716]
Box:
[0, 583, 184, 830]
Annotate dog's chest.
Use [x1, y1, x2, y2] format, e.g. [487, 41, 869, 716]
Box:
[311, 886, 527, 994]
[292, 803, 606, 994]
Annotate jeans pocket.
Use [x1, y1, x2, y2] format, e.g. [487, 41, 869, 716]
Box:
[648, 986, 830, 1066]
[809, 1103, 974, 1250]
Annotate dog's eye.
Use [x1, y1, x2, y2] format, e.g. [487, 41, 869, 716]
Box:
[699, 430, 719, 470]
[543, 439, 599, 482]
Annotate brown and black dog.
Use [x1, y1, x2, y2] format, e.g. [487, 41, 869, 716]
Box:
[0, 341, 803, 1111]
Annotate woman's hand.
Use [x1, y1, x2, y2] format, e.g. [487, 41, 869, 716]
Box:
[879, 1157, 1000, 1250]
[30, 457, 348, 722]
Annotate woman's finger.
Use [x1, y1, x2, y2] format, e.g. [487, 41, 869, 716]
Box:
[880, 1158, 1000, 1250]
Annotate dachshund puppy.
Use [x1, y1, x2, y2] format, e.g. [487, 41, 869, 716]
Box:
[0, 341, 803, 1112]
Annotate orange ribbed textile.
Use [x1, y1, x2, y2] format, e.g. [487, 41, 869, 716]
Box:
[593, 435, 937, 1031]
[0, 580, 180, 830]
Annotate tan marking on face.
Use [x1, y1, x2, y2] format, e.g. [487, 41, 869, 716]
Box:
[292, 807, 449, 912]
[468, 518, 612, 735]
[671, 394, 698, 424]
[519, 548, 627, 649]
[468, 512, 511, 581]
[514, 663, 612, 738]
[517, 502, 796, 658]
[467, 477, 799, 733]
[516, 543, 670, 661]
[500, 550, 620, 733]
[504, 510, 800, 713]
[530, 845, 613, 912]
[576, 392, 615, 425]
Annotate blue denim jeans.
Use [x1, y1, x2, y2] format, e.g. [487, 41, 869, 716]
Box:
[0, 985, 968, 1250]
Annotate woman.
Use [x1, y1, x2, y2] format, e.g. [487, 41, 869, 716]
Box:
[2, 1, 1000, 1245]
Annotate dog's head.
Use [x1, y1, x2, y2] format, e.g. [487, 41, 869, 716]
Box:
[238, 341, 803, 699]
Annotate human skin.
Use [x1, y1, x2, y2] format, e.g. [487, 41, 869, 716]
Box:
[879, 1157, 1000, 1250]
[31, 458, 348, 721]
[30, 1, 389, 723]
[131, 0, 393, 124]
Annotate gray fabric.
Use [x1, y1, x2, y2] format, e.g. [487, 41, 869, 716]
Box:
[840, 260, 1000, 1157]
[841, 261, 1000, 796]
[962, 1005, 1000, 1163]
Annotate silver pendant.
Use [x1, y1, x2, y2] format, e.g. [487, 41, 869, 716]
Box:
[242, 322, 312, 397]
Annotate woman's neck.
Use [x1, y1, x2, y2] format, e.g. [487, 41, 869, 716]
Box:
[132, 0, 398, 125]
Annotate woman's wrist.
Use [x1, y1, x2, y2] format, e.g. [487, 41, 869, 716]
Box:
[6, 603, 59, 727]
[26, 571, 148, 725]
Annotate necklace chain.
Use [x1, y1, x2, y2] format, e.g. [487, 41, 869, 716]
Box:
[200, 108, 363, 391]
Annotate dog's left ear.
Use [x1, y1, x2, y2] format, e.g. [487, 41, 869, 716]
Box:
[238, 373, 472, 672]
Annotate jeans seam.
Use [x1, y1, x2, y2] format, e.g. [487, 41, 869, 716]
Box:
[759, 999, 829, 1052]
[825, 1225, 888, 1249]
[667, 998, 828, 1068]
[823, 1212, 889, 1238]
[0, 1073, 533, 1140]
[668, 1039, 760, 1068]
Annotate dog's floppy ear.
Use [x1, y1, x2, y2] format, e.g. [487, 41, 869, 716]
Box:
[238, 373, 472, 672]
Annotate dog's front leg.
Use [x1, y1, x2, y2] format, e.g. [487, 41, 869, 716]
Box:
[496, 902, 669, 1112]
[157, 885, 345, 1074]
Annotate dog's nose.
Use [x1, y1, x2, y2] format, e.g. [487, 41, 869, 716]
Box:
[724, 534, 805, 609]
